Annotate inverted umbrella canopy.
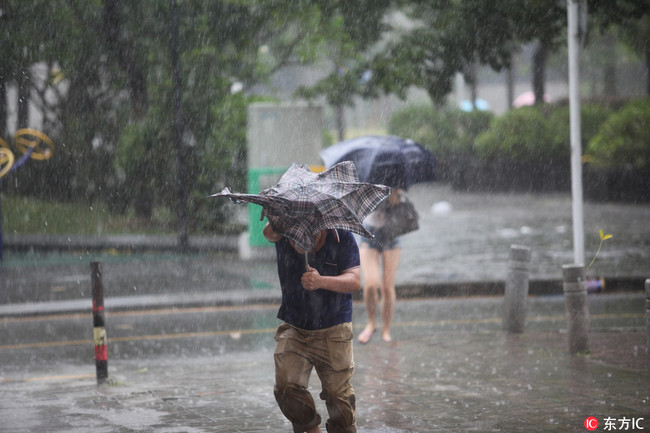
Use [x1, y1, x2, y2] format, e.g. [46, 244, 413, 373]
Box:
[211, 161, 390, 251]
[320, 135, 436, 189]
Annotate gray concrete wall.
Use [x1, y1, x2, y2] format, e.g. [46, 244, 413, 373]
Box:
[247, 103, 323, 170]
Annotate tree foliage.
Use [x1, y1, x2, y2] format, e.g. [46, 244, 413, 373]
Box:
[587, 99, 650, 169]
[2, 0, 362, 231]
[327, 0, 567, 107]
[587, 0, 650, 96]
[3, 0, 650, 233]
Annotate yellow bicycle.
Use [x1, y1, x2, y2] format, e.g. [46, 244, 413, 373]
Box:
[0, 129, 54, 178]
[0, 139, 15, 178]
[14, 128, 55, 161]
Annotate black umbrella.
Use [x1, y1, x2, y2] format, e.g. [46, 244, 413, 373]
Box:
[211, 161, 390, 252]
[320, 135, 436, 189]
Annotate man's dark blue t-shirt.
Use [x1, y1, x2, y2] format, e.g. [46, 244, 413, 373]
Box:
[274, 229, 360, 331]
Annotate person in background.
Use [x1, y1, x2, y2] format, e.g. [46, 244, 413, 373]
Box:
[263, 222, 361, 433]
[356, 188, 403, 344]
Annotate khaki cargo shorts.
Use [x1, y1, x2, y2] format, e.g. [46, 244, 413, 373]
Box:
[274, 322, 356, 433]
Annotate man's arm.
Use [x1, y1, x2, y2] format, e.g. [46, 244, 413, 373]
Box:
[301, 266, 361, 294]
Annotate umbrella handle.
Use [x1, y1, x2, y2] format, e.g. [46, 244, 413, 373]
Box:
[304, 252, 309, 272]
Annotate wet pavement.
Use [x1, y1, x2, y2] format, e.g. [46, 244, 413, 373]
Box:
[1, 183, 649, 431]
[4, 182, 650, 287]
[2, 183, 650, 315]
[0, 294, 648, 432]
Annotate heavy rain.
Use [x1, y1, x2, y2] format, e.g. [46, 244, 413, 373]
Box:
[1, 1, 649, 432]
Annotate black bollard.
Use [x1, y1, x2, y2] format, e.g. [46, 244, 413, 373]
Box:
[562, 264, 590, 354]
[503, 245, 532, 333]
[646, 279, 650, 360]
[91, 261, 108, 385]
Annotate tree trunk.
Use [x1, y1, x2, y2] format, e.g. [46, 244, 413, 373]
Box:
[336, 104, 345, 142]
[532, 42, 546, 105]
[102, 0, 151, 219]
[603, 65, 617, 97]
[0, 75, 4, 262]
[171, 0, 189, 253]
[506, 65, 514, 109]
[602, 32, 617, 98]
[18, 68, 30, 128]
[102, 0, 148, 119]
[470, 80, 477, 110]
[0, 80, 6, 138]
[466, 61, 477, 109]
[646, 40, 650, 97]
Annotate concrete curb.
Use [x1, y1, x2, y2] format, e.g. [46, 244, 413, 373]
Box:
[1, 277, 646, 319]
[393, 276, 648, 298]
[3, 233, 239, 253]
[0, 290, 282, 318]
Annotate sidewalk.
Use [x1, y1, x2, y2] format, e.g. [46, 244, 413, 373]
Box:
[1, 295, 648, 433]
[2, 232, 240, 253]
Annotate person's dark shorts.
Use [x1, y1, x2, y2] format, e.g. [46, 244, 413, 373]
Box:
[359, 225, 401, 252]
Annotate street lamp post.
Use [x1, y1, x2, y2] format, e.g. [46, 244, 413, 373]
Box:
[567, 0, 585, 266]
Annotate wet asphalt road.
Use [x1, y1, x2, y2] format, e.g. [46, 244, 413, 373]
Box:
[1, 294, 648, 432]
[1, 293, 646, 371]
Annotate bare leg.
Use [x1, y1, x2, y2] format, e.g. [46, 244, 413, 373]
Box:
[359, 246, 380, 344]
[380, 248, 401, 342]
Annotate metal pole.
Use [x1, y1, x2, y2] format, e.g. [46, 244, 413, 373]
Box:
[0, 179, 3, 263]
[91, 261, 108, 385]
[567, 0, 585, 266]
[645, 279, 650, 360]
[503, 245, 532, 333]
[562, 264, 589, 354]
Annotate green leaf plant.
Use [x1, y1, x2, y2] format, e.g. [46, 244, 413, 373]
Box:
[586, 230, 613, 272]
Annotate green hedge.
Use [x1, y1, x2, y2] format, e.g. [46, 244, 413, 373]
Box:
[387, 105, 493, 181]
[587, 99, 650, 169]
[387, 104, 458, 157]
[475, 107, 561, 162]
[387, 99, 650, 201]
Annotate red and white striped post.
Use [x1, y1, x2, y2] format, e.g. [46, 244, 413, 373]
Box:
[91, 261, 108, 384]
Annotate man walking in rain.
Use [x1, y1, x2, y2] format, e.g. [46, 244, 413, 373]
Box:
[263, 222, 360, 433]
[213, 161, 388, 432]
